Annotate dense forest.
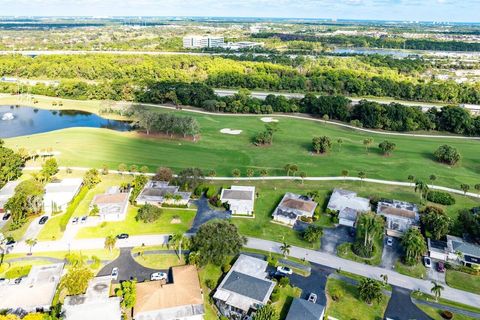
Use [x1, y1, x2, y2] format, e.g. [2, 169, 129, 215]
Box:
[1, 54, 480, 104]
[253, 33, 480, 52]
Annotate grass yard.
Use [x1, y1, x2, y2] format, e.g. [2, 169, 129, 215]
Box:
[416, 304, 480, 320]
[133, 253, 186, 269]
[336, 237, 384, 266]
[0, 260, 54, 279]
[395, 260, 427, 279]
[272, 284, 302, 319]
[75, 207, 195, 239]
[5, 248, 120, 262]
[326, 277, 390, 320]
[411, 291, 480, 314]
[445, 269, 480, 294]
[0, 216, 35, 241]
[5, 103, 480, 189]
[198, 263, 225, 320]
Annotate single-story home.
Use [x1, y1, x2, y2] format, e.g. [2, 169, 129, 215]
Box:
[220, 186, 255, 215]
[213, 254, 276, 319]
[0, 263, 64, 313]
[63, 276, 122, 320]
[90, 186, 130, 221]
[376, 199, 419, 237]
[136, 180, 191, 206]
[43, 178, 83, 214]
[428, 236, 480, 269]
[0, 180, 20, 214]
[285, 298, 326, 320]
[134, 265, 204, 320]
[327, 188, 371, 227]
[272, 193, 317, 226]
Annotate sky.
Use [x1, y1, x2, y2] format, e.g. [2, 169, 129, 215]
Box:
[0, 0, 478, 23]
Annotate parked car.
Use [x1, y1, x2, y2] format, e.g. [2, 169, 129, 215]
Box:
[386, 237, 393, 247]
[71, 217, 79, 224]
[0, 278, 8, 285]
[14, 277, 24, 284]
[116, 233, 129, 239]
[39, 216, 49, 225]
[276, 266, 293, 275]
[307, 292, 317, 303]
[150, 272, 168, 281]
[6, 239, 15, 247]
[437, 261, 446, 273]
[80, 216, 87, 224]
[423, 256, 432, 268]
[111, 267, 119, 280]
[2, 213, 10, 221]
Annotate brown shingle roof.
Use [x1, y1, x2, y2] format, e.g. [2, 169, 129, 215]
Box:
[379, 205, 416, 219]
[134, 265, 203, 316]
[92, 193, 128, 205]
[281, 198, 316, 213]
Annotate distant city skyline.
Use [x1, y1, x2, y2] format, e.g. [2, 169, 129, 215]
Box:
[0, 0, 478, 23]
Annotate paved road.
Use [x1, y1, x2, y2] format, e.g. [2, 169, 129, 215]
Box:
[189, 196, 231, 233]
[97, 247, 164, 283]
[385, 286, 431, 320]
[289, 262, 333, 306]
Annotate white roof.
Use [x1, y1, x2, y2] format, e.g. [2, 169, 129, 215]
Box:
[327, 189, 371, 216]
[0, 181, 20, 207]
[44, 178, 83, 210]
[0, 263, 64, 311]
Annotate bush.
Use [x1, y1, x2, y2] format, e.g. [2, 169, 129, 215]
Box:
[221, 263, 231, 273]
[441, 310, 453, 319]
[427, 191, 456, 205]
[330, 286, 344, 302]
[205, 186, 217, 199]
[193, 184, 206, 197]
[270, 288, 280, 302]
[136, 204, 162, 223]
[279, 276, 290, 287]
[434, 145, 461, 165]
[267, 256, 278, 267]
[205, 279, 216, 290]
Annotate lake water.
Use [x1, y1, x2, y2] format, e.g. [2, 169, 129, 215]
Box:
[0, 105, 131, 138]
[332, 48, 416, 58]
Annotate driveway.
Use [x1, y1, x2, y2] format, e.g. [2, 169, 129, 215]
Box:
[97, 247, 165, 283]
[426, 260, 446, 283]
[21, 216, 47, 241]
[189, 196, 231, 233]
[385, 286, 430, 320]
[320, 225, 355, 254]
[381, 236, 402, 270]
[289, 262, 334, 306]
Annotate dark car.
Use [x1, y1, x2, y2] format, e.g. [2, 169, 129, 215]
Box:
[116, 233, 129, 239]
[437, 261, 446, 273]
[39, 216, 49, 225]
[14, 277, 25, 284]
[6, 239, 15, 247]
[2, 213, 10, 221]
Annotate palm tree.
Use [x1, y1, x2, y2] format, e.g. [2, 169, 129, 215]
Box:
[363, 138, 374, 153]
[290, 164, 299, 176]
[460, 184, 470, 195]
[341, 169, 349, 179]
[429, 174, 437, 184]
[260, 169, 268, 178]
[357, 213, 384, 255]
[358, 171, 367, 185]
[169, 232, 189, 260]
[232, 168, 241, 179]
[358, 278, 383, 305]
[408, 175, 416, 186]
[188, 251, 201, 268]
[280, 241, 291, 258]
[430, 281, 444, 301]
[246, 168, 255, 180]
[104, 235, 116, 253]
[299, 171, 307, 185]
[337, 138, 344, 152]
[284, 164, 291, 176]
[26, 238, 37, 255]
[414, 180, 429, 200]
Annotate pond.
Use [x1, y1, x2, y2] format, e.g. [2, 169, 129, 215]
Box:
[0, 105, 131, 138]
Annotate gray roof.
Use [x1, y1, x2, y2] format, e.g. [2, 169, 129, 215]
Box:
[222, 271, 273, 302]
[285, 298, 325, 320]
[338, 207, 359, 222]
[452, 240, 480, 258]
[221, 189, 253, 201]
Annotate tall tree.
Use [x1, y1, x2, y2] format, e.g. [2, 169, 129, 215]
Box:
[421, 206, 450, 240]
[252, 304, 279, 320]
[354, 212, 384, 258]
[168, 232, 190, 259]
[312, 136, 332, 154]
[61, 267, 94, 295]
[280, 241, 291, 258]
[104, 235, 117, 253]
[401, 228, 427, 266]
[358, 278, 383, 305]
[414, 180, 429, 200]
[430, 281, 444, 302]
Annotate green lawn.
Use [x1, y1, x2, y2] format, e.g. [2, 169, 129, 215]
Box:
[445, 269, 480, 294]
[5, 248, 120, 262]
[0, 260, 54, 279]
[395, 260, 427, 279]
[134, 253, 186, 269]
[5, 104, 480, 189]
[411, 291, 480, 314]
[75, 207, 195, 238]
[0, 216, 36, 242]
[198, 263, 225, 320]
[273, 285, 302, 319]
[416, 304, 480, 320]
[337, 237, 384, 266]
[326, 277, 390, 320]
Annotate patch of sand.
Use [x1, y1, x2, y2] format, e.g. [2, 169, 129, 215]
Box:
[220, 128, 243, 135]
[260, 117, 279, 123]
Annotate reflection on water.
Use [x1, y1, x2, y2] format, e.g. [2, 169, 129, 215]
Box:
[0, 105, 131, 138]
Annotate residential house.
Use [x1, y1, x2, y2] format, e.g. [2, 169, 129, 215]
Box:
[376, 199, 419, 237]
[90, 186, 130, 221]
[326, 188, 371, 227]
[136, 180, 191, 206]
[428, 236, 480, 268]
[0, 263, 64, 312]
[220, 186, 255, 215]
[63, 276, 122, 320]
[43, 178, 83, 214]
[213, 254, 276, 319]
[272, 193, 317, 226]
[0, 180, 19, 214]
[285, 298, 325, 320]
[134, 265, 204, 320]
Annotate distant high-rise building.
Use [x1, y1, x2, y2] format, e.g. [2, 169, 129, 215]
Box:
[182, 35, 224, 49]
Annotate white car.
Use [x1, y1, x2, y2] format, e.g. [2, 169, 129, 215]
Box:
[276, 266, 293, 275]
[111, 267, 119, 280]
[386, 237, 393, 247]
[151, 272, 168, 281]
[423, 256, 432, 268]
[307, 292, 317, 303]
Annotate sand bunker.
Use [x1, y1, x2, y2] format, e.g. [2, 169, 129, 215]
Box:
[220, 128, 243, 135]
[260, 117, 279, 123]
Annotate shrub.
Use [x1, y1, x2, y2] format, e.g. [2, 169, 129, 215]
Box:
[441, 310, 453, 319]
[267, 256, 278, 267]
[279, 276, 290, 287]
[221, 263, 231, 273]
[330, 286, 344, 302]
[136, 204, 162, 223]
[427, 191, 456, 205]
[205, 279, 216, 290]
[434, 145, 461, 165]
[205, 186, 217, 199]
